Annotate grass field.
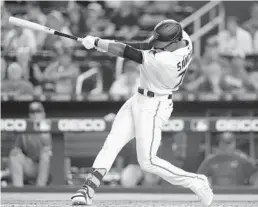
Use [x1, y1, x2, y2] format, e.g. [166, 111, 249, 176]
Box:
[1, 193, 258, 207]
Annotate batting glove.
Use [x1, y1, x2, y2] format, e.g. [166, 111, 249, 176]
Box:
[82, 35, 96, 49]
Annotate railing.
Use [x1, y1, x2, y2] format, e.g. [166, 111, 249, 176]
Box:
[75, 67, 103, 96]
[181, 1, 225, 57]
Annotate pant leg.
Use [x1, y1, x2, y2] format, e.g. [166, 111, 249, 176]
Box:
[9, 148, 25, 187]
[9, 148, 38, 187]
[93, 95, 136, 173]
[23, 156, 38, 181]
[133, 95, 197, 188]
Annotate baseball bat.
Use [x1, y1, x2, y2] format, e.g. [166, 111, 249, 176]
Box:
[9, 16, 83, 42]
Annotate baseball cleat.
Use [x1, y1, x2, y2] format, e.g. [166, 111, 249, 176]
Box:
[190, 174, 213, 207]
[71, 188, 92, 206]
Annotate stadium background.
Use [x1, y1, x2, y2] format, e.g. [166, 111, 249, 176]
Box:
[1, 0, 258, 198]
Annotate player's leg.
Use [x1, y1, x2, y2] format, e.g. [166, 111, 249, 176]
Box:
[9, 148, 25, 187]
[133, 97, 197, 186]
[133, 96, 213, 206]
[23, 156, 37, 181]
[72, 95, 136, 205]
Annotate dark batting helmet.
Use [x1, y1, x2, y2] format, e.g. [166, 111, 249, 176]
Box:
[148, 19, 183, 49]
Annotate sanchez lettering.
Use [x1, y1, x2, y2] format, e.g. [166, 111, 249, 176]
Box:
[177, 50, 192, 71]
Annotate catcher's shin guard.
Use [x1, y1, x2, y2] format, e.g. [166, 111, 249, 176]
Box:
[71, 168, 106, 205]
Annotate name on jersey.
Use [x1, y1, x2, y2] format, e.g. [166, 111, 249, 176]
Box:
[177, 50, 192, 71]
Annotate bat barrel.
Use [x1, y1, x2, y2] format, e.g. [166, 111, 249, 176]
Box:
[9, 16, 82, 42]
[9, 16, 54, 34]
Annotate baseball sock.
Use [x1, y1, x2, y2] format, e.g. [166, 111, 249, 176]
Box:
[81, 168, 106, 198]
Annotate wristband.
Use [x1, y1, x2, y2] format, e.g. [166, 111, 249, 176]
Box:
[94, 38, 100, 47]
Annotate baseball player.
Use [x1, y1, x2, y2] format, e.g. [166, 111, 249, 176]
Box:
[71, 19, 213, 207]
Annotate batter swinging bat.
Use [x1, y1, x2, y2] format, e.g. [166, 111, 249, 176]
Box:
[9, 16, 82, 42]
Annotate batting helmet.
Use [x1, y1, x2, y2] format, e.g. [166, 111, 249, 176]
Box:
[148, 19, 183, 49]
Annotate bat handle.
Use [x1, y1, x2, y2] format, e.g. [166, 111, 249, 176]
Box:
[53, 31, 83, 42]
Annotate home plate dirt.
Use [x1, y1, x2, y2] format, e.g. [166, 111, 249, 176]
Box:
[1, 193, 258, 207]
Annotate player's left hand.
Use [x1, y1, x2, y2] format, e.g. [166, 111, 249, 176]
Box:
[82, 35, 96, 49]
[82, 36, 106, 52]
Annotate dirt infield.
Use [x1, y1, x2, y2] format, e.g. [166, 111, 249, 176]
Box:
[1, 193, 258, 207]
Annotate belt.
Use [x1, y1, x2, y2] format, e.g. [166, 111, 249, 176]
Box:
[138, 88, 172, 99]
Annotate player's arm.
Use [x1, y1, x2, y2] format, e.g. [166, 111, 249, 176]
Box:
[95, 38, 143, 64]
[81, 36, 144, 64]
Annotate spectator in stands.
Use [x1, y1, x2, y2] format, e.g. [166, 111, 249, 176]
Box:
[250, 71, 258, 92]
[139, 2, 169, 31]
[160, 132, 188, 171]
[26, 2, 47, 48]
[220, 54, 256, 95]
[198, 132, 258, 186]
[1, 2, 11, 46]
[67, 2, 87, 37]
[16, 47, 44, 95]
[16, 47, 32, 80]
[1, 57, 7, 80]
[39, 10, 75, 50]
[201, 41, 230, 95]
[85, 3, 114, 36]
[254, 30, 258, 53]
[250, 170, 258, 186]
[243, 2, 258, 38]
[110, 60, 140, 100]
[209, 16, 253, 56]
[110, 2, 140, 40]
[1, 62, 34, 96]
[180, 57, 212, 93]
[3, 15, 37, 53]
[9, 102, 52, 187]
[26, 2, 47, 25]
[42, 48, 79, 94]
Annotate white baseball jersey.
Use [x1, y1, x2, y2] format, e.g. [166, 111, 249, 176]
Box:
[88, 29, 210, 206]
[140, 31, 193, 95]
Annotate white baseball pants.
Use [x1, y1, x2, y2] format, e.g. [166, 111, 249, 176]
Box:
[93, 93, 197, 188]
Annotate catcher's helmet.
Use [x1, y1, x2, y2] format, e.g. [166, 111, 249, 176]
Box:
[148, 19, 183, 49]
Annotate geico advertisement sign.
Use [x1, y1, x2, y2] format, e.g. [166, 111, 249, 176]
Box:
[1, 119, 27, 131]
[162, 119, 184, 131]
[216, 119, 258, 132]
[58, 119, 106, 132]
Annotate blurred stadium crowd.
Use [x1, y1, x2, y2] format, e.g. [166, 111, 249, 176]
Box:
[1, 1, 258, 188]
[1, 1, 258, 101]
